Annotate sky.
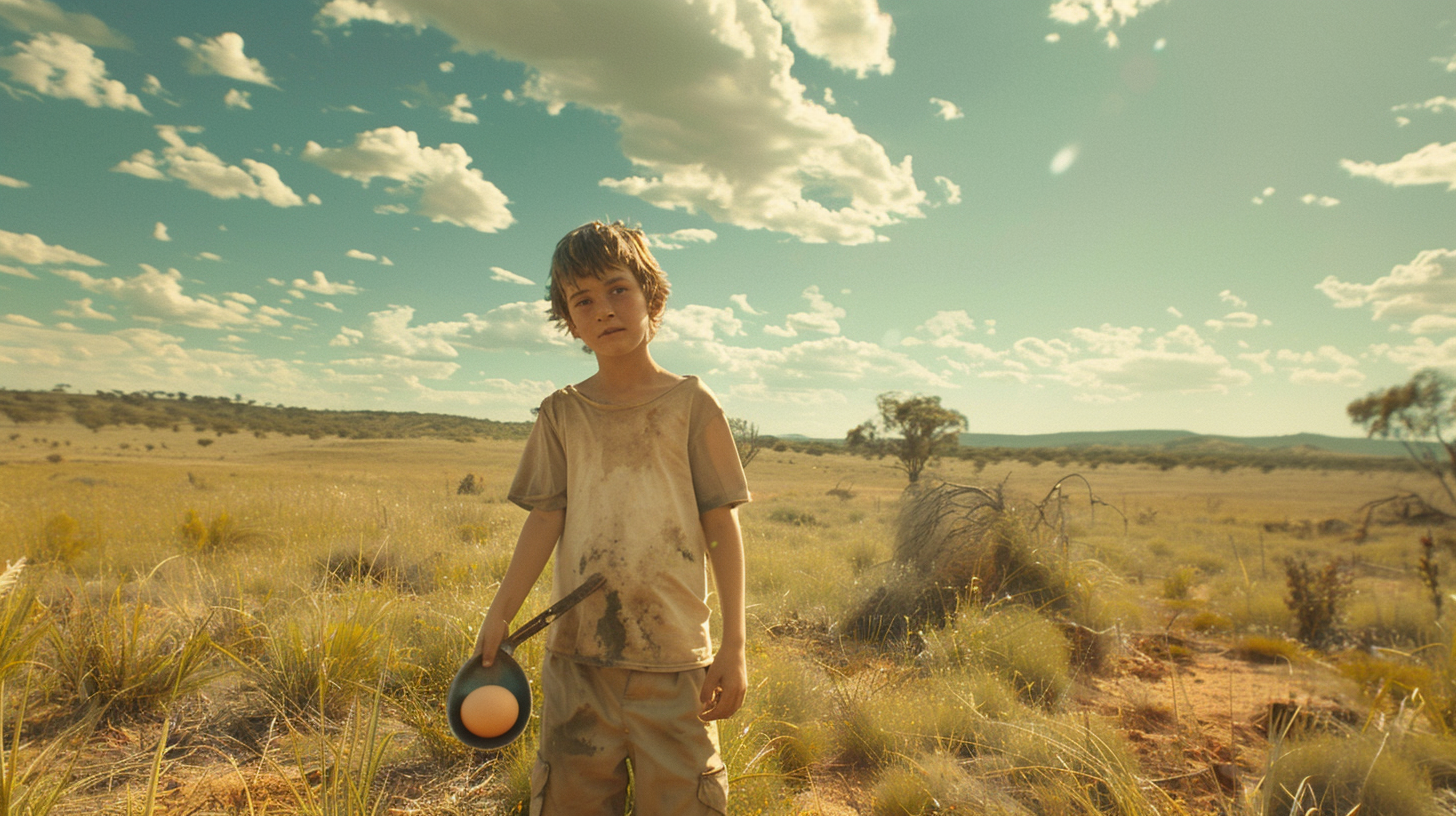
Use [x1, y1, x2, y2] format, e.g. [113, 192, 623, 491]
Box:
[1, 0, 1453, 439]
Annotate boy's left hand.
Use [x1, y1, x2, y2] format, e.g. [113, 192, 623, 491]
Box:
[699, 647, 747, 720]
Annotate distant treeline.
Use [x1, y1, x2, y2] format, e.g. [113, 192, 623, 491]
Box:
[0, 388, 533, 442]
[773, 438, 1419, 474]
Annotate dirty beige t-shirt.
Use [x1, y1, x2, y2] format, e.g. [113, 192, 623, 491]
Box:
[508, 376, 750, 671]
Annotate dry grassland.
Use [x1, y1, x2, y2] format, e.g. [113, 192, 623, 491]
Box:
[1, 419, 1452, 815]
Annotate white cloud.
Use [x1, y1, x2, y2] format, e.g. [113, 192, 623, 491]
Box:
[345, 249, 378, 262]
[0, 0, 131, 48]
[54, 297, 113, 321]
[0, 174, 30, 188]
[1219, 290, 1247, 309]
[177, 32, 277, 88]
[1049, 144, 1079, 175]
[764, 285, 846, 337]
[0, 264, 37, 279]
[730, 294, 765, 316]
[4, 314, 42, 327]
[460, 300, 570, 350]
[196, 251, 221, 261]
[302, 126, 514, 232]
[224, 88, 252, 109]
[1316, 249, 1456, 328]
[1045, 32, 1061, 43]
[291, 270, 361, 296]
[113, 125, 307, 207]
[1393, 96, 1456, 114]
[1275, 346, 1363, 386]
[316, 301, 343, 313]
[51, 264, 265, 329]
[765, 0, 894, 77]
[0, 229, 103, 266]
[647, 228, 718, 250]
[1251, 186, 1275, 204]
[1049, 0, 1168, 31]
[903, 310, 1002, 363]
[1204, 311, 1260, 331]
[1056, 324, 1251, 395]
[443, 92, 478, 123]
[659, 304, 744, 343]
[1341, 142, 1456, 190]
[929, 97, 963, 121]
[490, 266, 534, 285]
[318, 0, 924, 245]
[934, 175, 961, 205]
[439, 61, 455, 72]
[152, 222, 170, 242]
[822, 87, 835, 106]
[1300, 193, 1340, 207]
[0, 32, 146, 112]
[1166, 306, 1183, 318]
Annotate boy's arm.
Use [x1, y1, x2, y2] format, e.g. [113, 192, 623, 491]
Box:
[699, 503, 746, 720]
[474, 507, 565, 666]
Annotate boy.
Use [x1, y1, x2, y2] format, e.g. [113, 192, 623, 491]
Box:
[473, 221, 749, 815]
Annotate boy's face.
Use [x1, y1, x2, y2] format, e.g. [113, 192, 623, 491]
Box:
[563, 268, 656, 357]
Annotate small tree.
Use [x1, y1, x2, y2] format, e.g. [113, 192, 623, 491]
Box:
[846, 393, 967, 484]
[728, 417, 764, 469]
[1348, 369, 1456, 517]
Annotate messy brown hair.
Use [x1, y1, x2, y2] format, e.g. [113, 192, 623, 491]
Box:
[547, 221, 670, 337]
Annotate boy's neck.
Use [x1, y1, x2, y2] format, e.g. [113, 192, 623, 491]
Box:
[577, 346, 683, 404]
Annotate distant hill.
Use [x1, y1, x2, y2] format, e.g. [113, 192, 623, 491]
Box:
[957, 430, 1430, 458]
[0, 388, 532, 442]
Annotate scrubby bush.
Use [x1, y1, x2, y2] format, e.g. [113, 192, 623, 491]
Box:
[1263, 734, 1437, 816]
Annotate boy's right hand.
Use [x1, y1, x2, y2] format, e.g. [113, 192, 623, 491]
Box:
[474, 615, 508, 667]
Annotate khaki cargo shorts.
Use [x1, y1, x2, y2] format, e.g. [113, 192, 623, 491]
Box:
[529, 653, 728, 816]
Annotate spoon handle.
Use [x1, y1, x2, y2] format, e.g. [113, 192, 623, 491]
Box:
[505, 572, 606, 647]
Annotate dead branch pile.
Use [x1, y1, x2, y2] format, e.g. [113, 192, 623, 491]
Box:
[842, 480, 1070, 642]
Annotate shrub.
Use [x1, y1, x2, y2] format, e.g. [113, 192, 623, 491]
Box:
[934, 605, 1071, 707]
[28, 514, 92, 564]
[1161, 566, 1196, 600]
[236, 595, 389, 719]
[47, 586, 218, 721]
[319, 546, 422, 592]
[1283, 556, 1351, 649]
[178, 509, 259, 553]
[767, 508, 819, 526]
[1263, 735, 1436, 816]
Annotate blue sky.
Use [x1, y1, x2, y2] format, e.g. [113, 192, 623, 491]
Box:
[1, 0, 1453, 438]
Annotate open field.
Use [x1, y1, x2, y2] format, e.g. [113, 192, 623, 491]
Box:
[1, 419, 1453, 815]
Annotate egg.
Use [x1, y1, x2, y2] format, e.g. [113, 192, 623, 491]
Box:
[460, 684, 519, 739]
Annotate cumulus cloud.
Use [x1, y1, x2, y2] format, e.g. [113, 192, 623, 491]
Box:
[0, 263, 37, 279]
[1300, 193, 1340, 207]
[152, 222, 170, 241]
[766, 0, 894, 77]
[51, 264, 269, 329]
[1275, 346, 1363, 386]
[177, 32, 278, 87]
[929, 97, 963, 121]
[1219, 290, 1247, 309]
[443, 92, 478, 123]
[317, 0, 924, 245]
[291, 270, 361, 296]
[0, 32, 146, 112]
[934, 175, 961, 205]
[1204, 311, 1260, 331]
[490, 267, 535, 285]
[1341, 142, 1456, 190]
[302, 126, 514, 232]
[1055, 324, 1251, 395]
[224, 88, 252, 109]
[1393, 96, 1456, 115]
[901, 310, 1001, 363]
[4, 314, 42, 327]
[0, 229, 103, 266]
[54, 297, 113, 321]
[1049, 144, 1079, 175]
[0, 0, 131, 48]
[0, 174, 30, 188]
[1251, 186, 1275, 205]
[730, 293, 765, 316]
[647, 228, 718, 250]
[764, 285, 846, 337]
[1316, 249, 1456, 329]
[113, 125, 308, 207]
[659, 304, 744, 342]
[1049, 0, 1168, 31]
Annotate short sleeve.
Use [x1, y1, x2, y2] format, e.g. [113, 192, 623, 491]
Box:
[688, 386, 751, 514]
[508, 397, 568, 512]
